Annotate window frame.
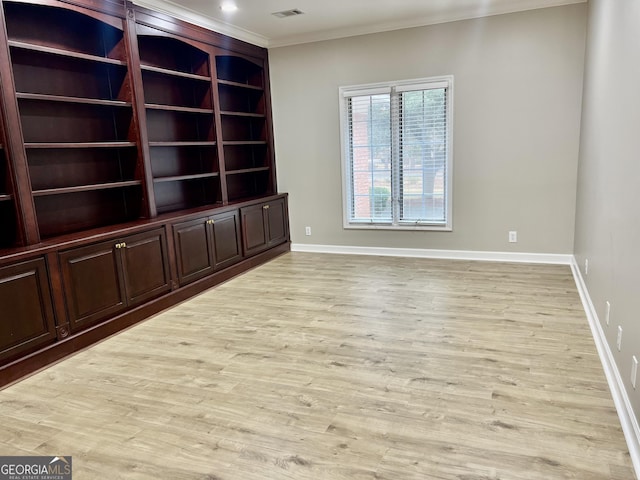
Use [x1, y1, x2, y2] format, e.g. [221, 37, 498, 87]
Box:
[339, 76, 454, 231]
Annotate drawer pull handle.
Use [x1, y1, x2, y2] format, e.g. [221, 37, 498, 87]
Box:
[263, 205, 270, 210]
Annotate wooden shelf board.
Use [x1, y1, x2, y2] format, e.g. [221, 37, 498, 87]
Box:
[217, 79, 263, 91]
[16, 92, 132, 108]
[33, 181, 142, 197]
[145, 103, 214, 114]
[8, 40, 127, 67]
[220, 111, 265, 118]
[153, 173, 219, 183]
[148, 141, 216, 147]
[225, 167, 270, 175]
[24, 142, 137, 149]
[141, 64, 211, 82]
[223, 141, 267, 146]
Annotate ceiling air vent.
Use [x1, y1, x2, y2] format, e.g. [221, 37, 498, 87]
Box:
[272, 9, 304, 18]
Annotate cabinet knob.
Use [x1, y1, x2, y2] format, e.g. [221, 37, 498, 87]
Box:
[121, 242, 127, 248]
[115, 243, 121, 249]
[207, 219, 215, 225]
[263, 204, 270, 210]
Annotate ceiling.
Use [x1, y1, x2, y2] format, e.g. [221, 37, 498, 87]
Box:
[133, 0, 586, 48]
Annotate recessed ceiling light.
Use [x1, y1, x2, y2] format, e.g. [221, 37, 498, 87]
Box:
[220, 2, 238, 13]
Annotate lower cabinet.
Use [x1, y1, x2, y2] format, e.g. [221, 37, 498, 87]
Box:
[173, 209, 242, 286]
[240, 197, 288, 257]
[59, 228, 170, 332]
[0, 195, 289, 382]
[120, 230, 173, 306]
[210, 210, 243, 270]
[0, 258, 56, 363]
[173, 217, 212, 286]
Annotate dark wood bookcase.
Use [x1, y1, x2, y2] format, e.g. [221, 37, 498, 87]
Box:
[136, 27, 222, 214]
[4, 1, 143, 238]
[216, 54, 274, 201]
[0, 120, 16, 248]
[0, 0, 289, 387]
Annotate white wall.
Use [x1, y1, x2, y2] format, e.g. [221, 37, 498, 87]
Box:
[574, 0, 640, 422]
[269, 5, 587, 253]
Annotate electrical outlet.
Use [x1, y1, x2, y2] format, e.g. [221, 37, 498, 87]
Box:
[585, 258, 589, 275]
[605, 301, 611, 326]
[305, 226, 311, 236]
[632, 356, 638, 389]
[616, 326, 622, 351]
[508, 231, 517, 243]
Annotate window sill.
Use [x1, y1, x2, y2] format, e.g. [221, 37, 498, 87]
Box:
[343, 223, 452, 232]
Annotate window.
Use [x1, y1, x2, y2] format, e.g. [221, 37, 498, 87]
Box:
[339, 76, 453, 230]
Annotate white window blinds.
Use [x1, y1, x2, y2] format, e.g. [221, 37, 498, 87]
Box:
[340, 77, 453, 230]
[347, 92, 392, 222]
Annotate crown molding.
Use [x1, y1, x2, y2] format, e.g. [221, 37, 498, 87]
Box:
[131, 0, 269, 47]
[132, 0, 585, 49]
[268, 0, 586, 48]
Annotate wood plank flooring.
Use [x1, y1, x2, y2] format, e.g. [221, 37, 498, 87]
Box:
[0, 252, 635, 479]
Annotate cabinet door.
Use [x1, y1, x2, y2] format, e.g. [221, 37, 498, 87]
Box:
[60, 240, 126, 332]
[120, 229, 171, 306]
[240, 203, 268, 257]
[211, 210, 242, 270]
[0, 258, 56, 363]
[266, 197, 288, 247]
[173, 217, 214, 286]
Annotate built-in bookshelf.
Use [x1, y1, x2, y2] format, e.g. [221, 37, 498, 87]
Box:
[216, 55, 273, 201]
[0, 121, 15, 248]
[0, 0, 280, 248]
[137, 32, 221, 214]
[0, 0, 289, 391]
[4, 1, 142, 238]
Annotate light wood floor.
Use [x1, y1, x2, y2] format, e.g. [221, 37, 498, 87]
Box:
[0, 252, 635, 479]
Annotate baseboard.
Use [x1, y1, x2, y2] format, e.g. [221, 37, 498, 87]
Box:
[291, 243, 573, 264]
[570, 257, 640, 477]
